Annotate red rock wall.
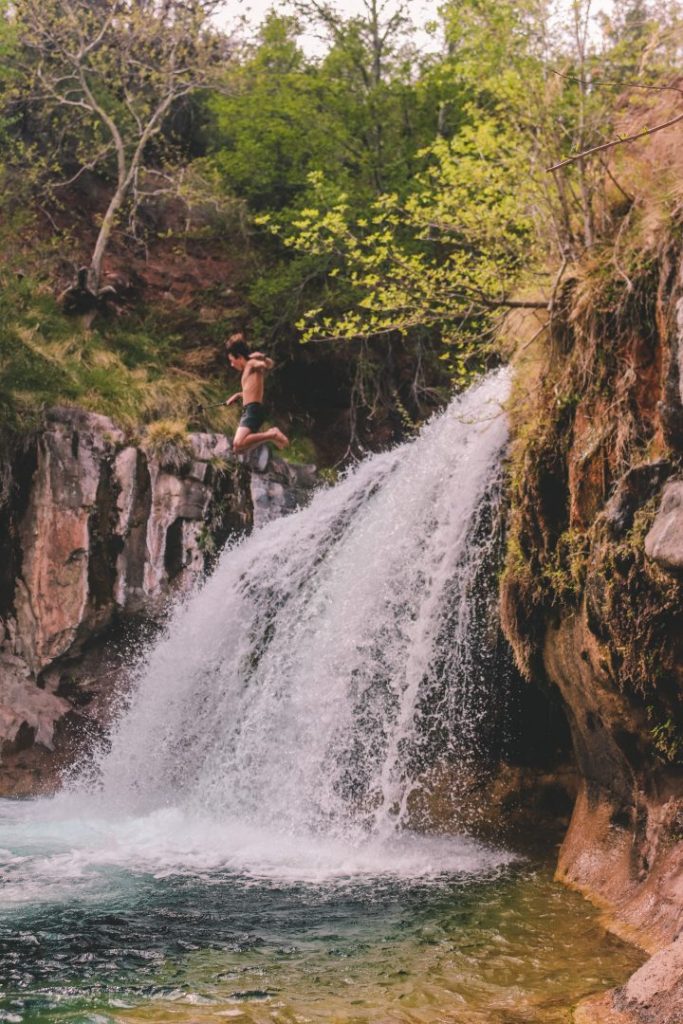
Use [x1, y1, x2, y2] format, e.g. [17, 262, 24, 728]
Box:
[503, 242, 683, 1019]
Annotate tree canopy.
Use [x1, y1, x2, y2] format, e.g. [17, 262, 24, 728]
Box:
[0, 0, 681, 447]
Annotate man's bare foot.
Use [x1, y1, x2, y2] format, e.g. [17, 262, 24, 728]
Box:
[268, 427, 289, 450]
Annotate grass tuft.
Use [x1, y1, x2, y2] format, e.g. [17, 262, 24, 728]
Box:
[0, 273, 240, 436]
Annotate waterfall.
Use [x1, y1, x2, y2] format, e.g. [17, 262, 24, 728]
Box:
[82, 368, 511, 851]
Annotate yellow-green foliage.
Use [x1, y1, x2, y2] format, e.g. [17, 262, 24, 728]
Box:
[542, 529, 589, 606]
[647, 708, 683, 765]
[143, 419, 195, 472]
[263, 119, 536, 379]
[282, 434, 317, 466]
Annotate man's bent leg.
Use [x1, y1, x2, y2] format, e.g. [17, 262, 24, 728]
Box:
[233, 426, 289, 454]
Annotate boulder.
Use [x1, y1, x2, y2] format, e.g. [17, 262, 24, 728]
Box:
[603, 462, 672, 538]
[0, 655, 71, 752]
[644, 480, 683, 571]
[250, 450, 318, 529]
[14, 408, 124, 674]
[576, 937, 683, 1024]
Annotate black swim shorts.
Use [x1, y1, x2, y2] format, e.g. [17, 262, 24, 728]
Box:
[239, 402, 266, 431]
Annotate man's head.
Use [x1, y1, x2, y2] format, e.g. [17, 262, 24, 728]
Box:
[226, 333, 250, 370]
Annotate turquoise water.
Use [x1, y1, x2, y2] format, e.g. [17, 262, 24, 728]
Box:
[0, 806, 642, 1024]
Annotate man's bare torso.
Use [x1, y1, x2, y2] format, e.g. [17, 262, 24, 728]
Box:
[241, 360, 266, 404]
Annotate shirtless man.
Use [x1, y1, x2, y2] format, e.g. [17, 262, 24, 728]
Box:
[224, 336, 289, 455]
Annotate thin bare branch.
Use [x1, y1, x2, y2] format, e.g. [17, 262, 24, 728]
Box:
[550, 68, 683, 97]
[546, 110, 683, 171]
[52, 145, 116, 188]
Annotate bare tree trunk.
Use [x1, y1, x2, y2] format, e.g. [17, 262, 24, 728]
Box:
[18, 1, 220, 295]
[572, 0, 595, 249]
[87, 93, 175, 290]
[89, 185, 127, 291]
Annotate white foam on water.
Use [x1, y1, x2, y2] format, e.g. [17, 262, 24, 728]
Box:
[0, 798, 515, 905]
[0, 369, 513, 898]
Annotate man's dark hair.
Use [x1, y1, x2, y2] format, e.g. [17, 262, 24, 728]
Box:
[226, 336, 251, 359]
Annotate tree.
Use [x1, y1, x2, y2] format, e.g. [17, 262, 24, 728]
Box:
[267, 0, 683, 384]
[602, 0, 683, 79]
[265, 120, 539, 382]
[207, 13, 341, 212]
[291, 0, 425, 196]
[0, 1, 42, 259]
[0, 2, 15, 134]
[389, 0, 683, 264]
[206, 3, 465, 358]
[11, 0, 230, 289]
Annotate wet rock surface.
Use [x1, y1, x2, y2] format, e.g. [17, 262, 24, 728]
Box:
[503, 243, 683, 1018]
[645, 480, 683, 572]
[245, 446, 318, 528]
[0, 409, 316, 796]
[577, 937, 683, 1024]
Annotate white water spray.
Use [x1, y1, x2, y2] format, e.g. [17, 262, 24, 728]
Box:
[93, 369, 511, 832]
[0, 369, 514, 893]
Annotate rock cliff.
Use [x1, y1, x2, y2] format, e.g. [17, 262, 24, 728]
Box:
[502, 231, 683, 1018]
[0, 408, 316, 796]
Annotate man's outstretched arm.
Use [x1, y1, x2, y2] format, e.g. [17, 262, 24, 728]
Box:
[247, 356, 274, 371]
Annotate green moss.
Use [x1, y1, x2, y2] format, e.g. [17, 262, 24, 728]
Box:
[647, 707, 683, 765]
[502, 223, 682, 696]
[542, 529, 589, 606]
[588, 507, 681, 698]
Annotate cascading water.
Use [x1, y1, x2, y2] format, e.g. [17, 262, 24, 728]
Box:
[32, 366, 508, 871]
[97, 370, 510, 826]
[0, 368, 644, 1024]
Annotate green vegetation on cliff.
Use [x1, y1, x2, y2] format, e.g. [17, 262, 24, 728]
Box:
[0, 0, 681, 455]
[0, 275, 240, 433]
[500, 99, 683, 760]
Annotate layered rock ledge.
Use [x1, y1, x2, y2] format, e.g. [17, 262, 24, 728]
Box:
[0, 407, 316, 796]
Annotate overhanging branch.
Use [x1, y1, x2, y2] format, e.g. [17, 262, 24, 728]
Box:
[546, 111, 683, 172]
